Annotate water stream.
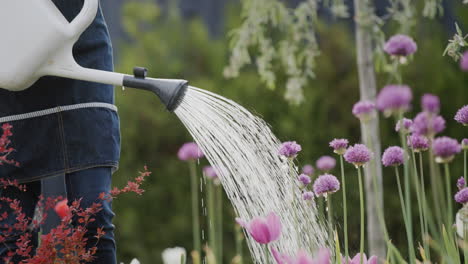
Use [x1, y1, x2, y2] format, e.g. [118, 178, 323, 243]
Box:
[174, 87, 329, 263]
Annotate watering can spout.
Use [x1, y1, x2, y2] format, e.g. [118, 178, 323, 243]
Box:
[123, 67, 188, 112]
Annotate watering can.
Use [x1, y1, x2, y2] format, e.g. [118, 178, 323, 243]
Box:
[0, 0, 187, 111]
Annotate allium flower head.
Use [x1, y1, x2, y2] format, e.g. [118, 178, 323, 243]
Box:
[461, 51, 468, 72]
[316, 156, 336, 172]
[279, 141, 302, 158]
[376, 85, 413, 116]
[457, 177, 466, 190]
[384, 34, 417, 57]
[433, 136, 462, 163]
[302, 164, 315, 176]
[382, 146, 405, 167]
[236, 212, 282, 244]
[298, 174, 312, 187]
[462, 139, 468, 150]
[313, 174, 340, 196]
[407, 134, 430, 152]
[411, 112, 446, 136]
[178, 142, 204, 161]
[329, 138, 349, 155]
[352, 101, 376, 121]
[455, 188, 468, 204]
[455, 105, 468, 126]
[395, 118, 413, 133]
[203, 166, 218, 180]
[344, 144, 373, 168]
[421, 94, 440, 114]
[302, 191, 315, 201]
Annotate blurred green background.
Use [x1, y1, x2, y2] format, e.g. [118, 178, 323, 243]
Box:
[109, 1, 468, 263]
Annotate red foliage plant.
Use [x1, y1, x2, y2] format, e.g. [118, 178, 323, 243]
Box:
[0, 123, 151, 264]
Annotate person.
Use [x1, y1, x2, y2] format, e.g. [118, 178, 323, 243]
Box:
[0, 1, 120, 263]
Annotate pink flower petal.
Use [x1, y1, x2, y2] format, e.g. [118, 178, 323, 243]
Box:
[295, 250, 314, 264]
[235, 218, 247, 228]
[271, 247, 291, 264]
[351, 253, 367, 264]
[249, 218, 271, 244]
[266, 212, 282, 242]
[367, 256, 378, 264]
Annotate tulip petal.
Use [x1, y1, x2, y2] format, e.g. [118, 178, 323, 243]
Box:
[266, 212, 282, 242]
[249, 218, 271, 244]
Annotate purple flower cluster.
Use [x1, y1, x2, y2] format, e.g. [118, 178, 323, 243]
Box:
[316, 156, 336, 172]
[384, 34, 417, 57]
[313, 174, 340, 196]
[344, 144, 373, 167]
[376, 85, 413, 116]
[302, 164, 314, 176]
[457, 177, 466, 191]
[421, 94, 440, 114]
[461, 51, 468, 72]
[407, 134, 430, 152]
[329, 138, 349, 155]
[298, 174, 312, 187]
[455, 188, 468, 204]
[382, 146, 405, 167]
[178, 142, 204, 161]
[455, 105, 468, 126]
[395, 118, 413, 133]
[278, 141, 302, 158]
[433, 136, 462, 163]
[411, 112, 446, 136]
[203, 166, 218, 179]
[302, 191, 314, 201]
[352, 101, 376, 121]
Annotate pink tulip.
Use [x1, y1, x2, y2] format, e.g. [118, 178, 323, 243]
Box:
[236, 212, 282, 244]
[271, 248, 331, 264]
[271, 247, 293, 264]
[343, 253, 378, 264]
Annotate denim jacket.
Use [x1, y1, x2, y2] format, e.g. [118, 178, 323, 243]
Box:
[0, 1, 120, 183]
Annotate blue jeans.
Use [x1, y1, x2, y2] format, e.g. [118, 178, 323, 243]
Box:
[0, 167, 116, 264]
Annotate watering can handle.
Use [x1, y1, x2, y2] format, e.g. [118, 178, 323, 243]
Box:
[68, 0, 99, 37]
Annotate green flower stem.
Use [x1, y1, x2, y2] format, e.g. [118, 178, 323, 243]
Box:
[395, 166, 416, 263]
[429, 147, 444, 227]
[215, 185, 223, 264]
[339, 155, 349, 260]
[189, 161, 201, 259]
[327, 195, 333, 242]
[235, 224, 243, 264]
[418, 152, 431, 259]
[206, 180, 216, 258]
[411, 150, 429, 259]
[464, 149, 467, 182]
[264, 245, 270, 263]
[444, 163, 453, 229]
[358, 167, 365, 264]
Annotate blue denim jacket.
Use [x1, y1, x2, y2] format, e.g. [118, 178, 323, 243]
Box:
[0, 1, 120, 183]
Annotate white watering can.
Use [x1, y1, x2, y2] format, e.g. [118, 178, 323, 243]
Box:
[0, 0, 188, 111]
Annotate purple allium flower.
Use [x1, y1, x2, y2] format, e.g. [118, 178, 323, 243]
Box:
[411, 112, 446, 136]
[457, 177, 466, 191]
[203, 166, 218, 179]
[382, 146, 405, 167]
[178, 142, 204, 161]
[316, 156, 336, 172]
[329, 138, 349, 155]
[302, 191, 315, 201]
[298, 174, 312, 187]
[352, 101, 376, 121]
[407, 134, 430, 152]
[236, 212, 282, 244]
[344, 144, 373, 168]
[433, 136, 462, 163]
[376, 85, 413, 116]
[278, 141, 302, 158]
[384, 34, 417, 57]
[421, 94, 440, 114]
[455, 188, 468, 204]
[460, 51, 468, 72]
[395, 118, 413, 133]
[462, 139, 468, 150]
[313, 174, 340, 196]
[302, 164, 315, 176]
[455, 105, 468, 126]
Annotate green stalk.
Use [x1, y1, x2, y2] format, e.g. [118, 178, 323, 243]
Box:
[215, 185, 223, 264]
[444, 163, 453, 229]
[419, 152, 431, 259]
[395, 166, 416, 263]
[327, 195, 333, 243]
[464, 149, 467, 182]
[411, 149, 428, 259]
[206, 179, 216, 261]
[358, 167, 365, 264]
[264, 245, 270, 263]
[235, 224, 243, 264]
[189, 161, 201, 259]
[429, 147, 444, 227]
[339, 155, 349, 260]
